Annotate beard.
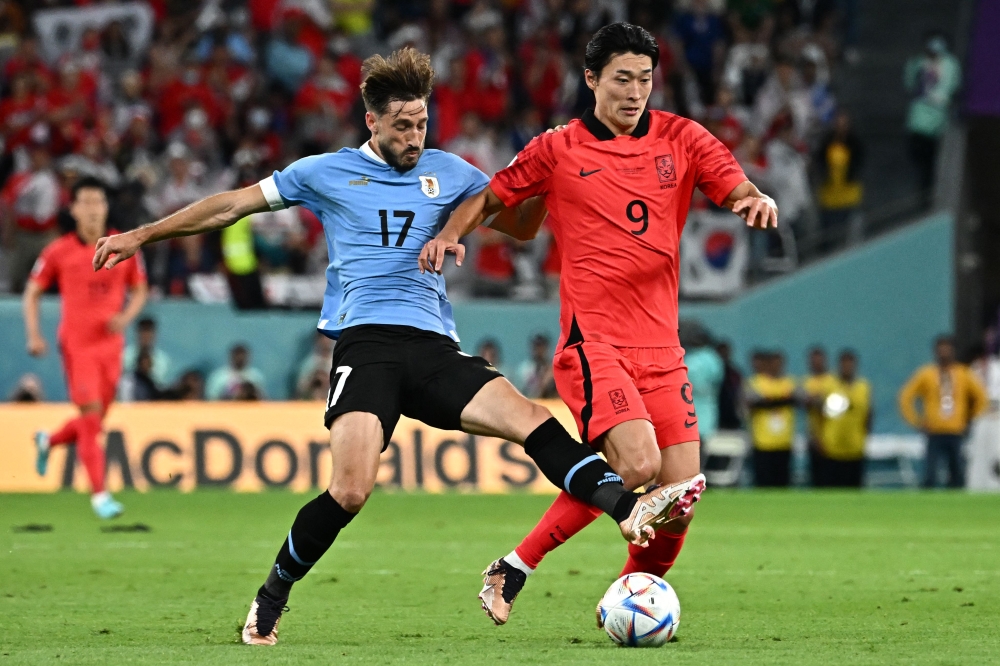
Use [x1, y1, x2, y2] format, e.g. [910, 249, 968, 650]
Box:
[378, 138, 422, 171]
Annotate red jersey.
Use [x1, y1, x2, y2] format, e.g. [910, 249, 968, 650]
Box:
[490, 109, 746, 349]
[29, 233, 147, 346]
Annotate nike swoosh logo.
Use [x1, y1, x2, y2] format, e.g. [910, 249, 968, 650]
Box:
[684, 419, 697, 428]
[579, 168, 603, 177]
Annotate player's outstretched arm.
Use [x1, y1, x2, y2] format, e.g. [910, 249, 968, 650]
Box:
[92, 184, 271, 271]
[487, 195, 548, 241]
[22, 280, 47, 357]
[724, 180, 778, 229]
[420, 185, 519, 274]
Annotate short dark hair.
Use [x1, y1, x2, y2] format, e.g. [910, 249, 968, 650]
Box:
[808, 346, 826, 357]
[935, 334, 955, 349]
[839, 349, 858, 361]
[71, 176, 108, 202]
[361, 47, 434, 115]
[584, 22, 659, 77]
[137, 317, 156, 331]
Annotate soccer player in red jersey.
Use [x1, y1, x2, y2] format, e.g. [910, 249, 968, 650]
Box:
[420, 22, 778, 625]
[23, 177, 148, 519]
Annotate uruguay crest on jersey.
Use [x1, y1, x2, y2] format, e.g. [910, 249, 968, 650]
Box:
[419, 174, 440, 198]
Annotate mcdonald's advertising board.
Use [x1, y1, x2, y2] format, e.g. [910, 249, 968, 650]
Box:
[0, 402, 579, 494]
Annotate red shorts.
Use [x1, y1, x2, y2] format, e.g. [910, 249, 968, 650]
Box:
[553, 342, 700, 450]
[61, 338, 122, 408]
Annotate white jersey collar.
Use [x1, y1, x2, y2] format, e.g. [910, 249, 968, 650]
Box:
[360, 140, 387, 164]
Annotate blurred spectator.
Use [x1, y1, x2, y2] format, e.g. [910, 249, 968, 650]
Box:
[899, 335, 987, 488]
[716, 341, 743, 429]
[904, 34, 961, 194]
[672, 0, 726, 105]
[296, 331, 335, 400]
[266, 13, 315, 93]
[476, 338, 510, 378]
[445, 112, 512, 177]
[681, 321, 724, 441]
[164, 369, 206, 401]
[752, 56, 811, 141]
[333, 0, 375, 37]
[9, 372, 43, 402]
[1, 129, 63, 293]
[802, 346, 836, 486]
[816, 350, 871, 488]
[518, 333, 558, 399]
[816, 110, 864, 249]
[124, 317, 173, 387]
[721, 27, 770, 108]
[250, 208, 308, 274]
[222, 215, 266, 309]
[207, 344, 267, 400]
[704, 87, 748, 151]
[463, 11, 511, 124]
[234, 380, 264, 401]
[969, 331, 1000, 411]
[118, 349, 162, 402]
[745, 351, 797, 487]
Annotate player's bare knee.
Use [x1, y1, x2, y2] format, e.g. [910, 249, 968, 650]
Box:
[526, 402, 553, 430]
[329, 483, 371, 513]
[618, 455, 659, 489]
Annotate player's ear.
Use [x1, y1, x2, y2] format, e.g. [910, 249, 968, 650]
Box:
[584, 69, 599, 92]
[365, 111, 378, 135]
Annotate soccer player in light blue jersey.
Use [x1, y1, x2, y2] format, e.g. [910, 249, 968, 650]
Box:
[92, 48, 692, 646]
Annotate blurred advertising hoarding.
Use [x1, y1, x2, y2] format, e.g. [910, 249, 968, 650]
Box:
[0, 402, 572, 494]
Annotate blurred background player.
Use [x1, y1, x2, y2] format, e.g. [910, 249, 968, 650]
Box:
[22, 176, 148, 518]
[421, 22, 776, 625]
[899, 335, 987, 488]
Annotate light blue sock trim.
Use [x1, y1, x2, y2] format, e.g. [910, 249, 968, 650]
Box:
[564, 454, 602, 492]
[287, 530, 316, 567]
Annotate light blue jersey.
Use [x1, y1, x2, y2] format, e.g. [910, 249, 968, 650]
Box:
[260, 143, 489, 340]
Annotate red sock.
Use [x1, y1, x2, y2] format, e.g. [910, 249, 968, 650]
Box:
[619, 528, 688, 578]
[513, 491, 603, 569]
[49, 416, 83, 446]
[75, 413, 106, 494]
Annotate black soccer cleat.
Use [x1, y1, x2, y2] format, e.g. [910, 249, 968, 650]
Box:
[242, 587, 289, 645]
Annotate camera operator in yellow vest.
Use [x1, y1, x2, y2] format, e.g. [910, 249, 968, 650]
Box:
[746, 351, 797, 487]
[816, 350, 871, 487]
[803, 347, 838, 486]
[899, 335, 988, 488]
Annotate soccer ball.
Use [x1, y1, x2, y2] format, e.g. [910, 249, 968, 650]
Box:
[597, 573, 680, 647]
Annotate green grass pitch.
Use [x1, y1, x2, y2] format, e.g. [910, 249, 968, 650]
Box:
[2, 490, 998, 664]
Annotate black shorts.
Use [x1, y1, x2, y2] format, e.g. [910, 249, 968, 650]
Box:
[324, 324, 503, 449]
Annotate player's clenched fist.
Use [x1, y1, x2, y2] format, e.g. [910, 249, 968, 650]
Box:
[92, 232, 140, 271]
[418, 236, 465, 274]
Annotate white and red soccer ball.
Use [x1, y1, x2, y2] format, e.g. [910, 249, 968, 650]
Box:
[597, 572, 680, 647]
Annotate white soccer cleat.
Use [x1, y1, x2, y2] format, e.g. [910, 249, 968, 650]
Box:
[618, 474, 706, 546]
[242, 593, 287, 645]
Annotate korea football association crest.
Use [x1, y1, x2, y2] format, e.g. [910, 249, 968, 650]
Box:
[655, 154, 676, 183]
[419, 174, 440, 198]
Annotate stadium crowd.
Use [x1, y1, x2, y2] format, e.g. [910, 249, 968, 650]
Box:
[0, 0, 868, 303]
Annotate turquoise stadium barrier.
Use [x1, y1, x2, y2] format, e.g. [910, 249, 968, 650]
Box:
[0, 213, 952, 433]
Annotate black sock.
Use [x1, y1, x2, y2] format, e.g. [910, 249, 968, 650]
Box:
[522, 418, 638, 522]
[262, 491, 356, 599]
